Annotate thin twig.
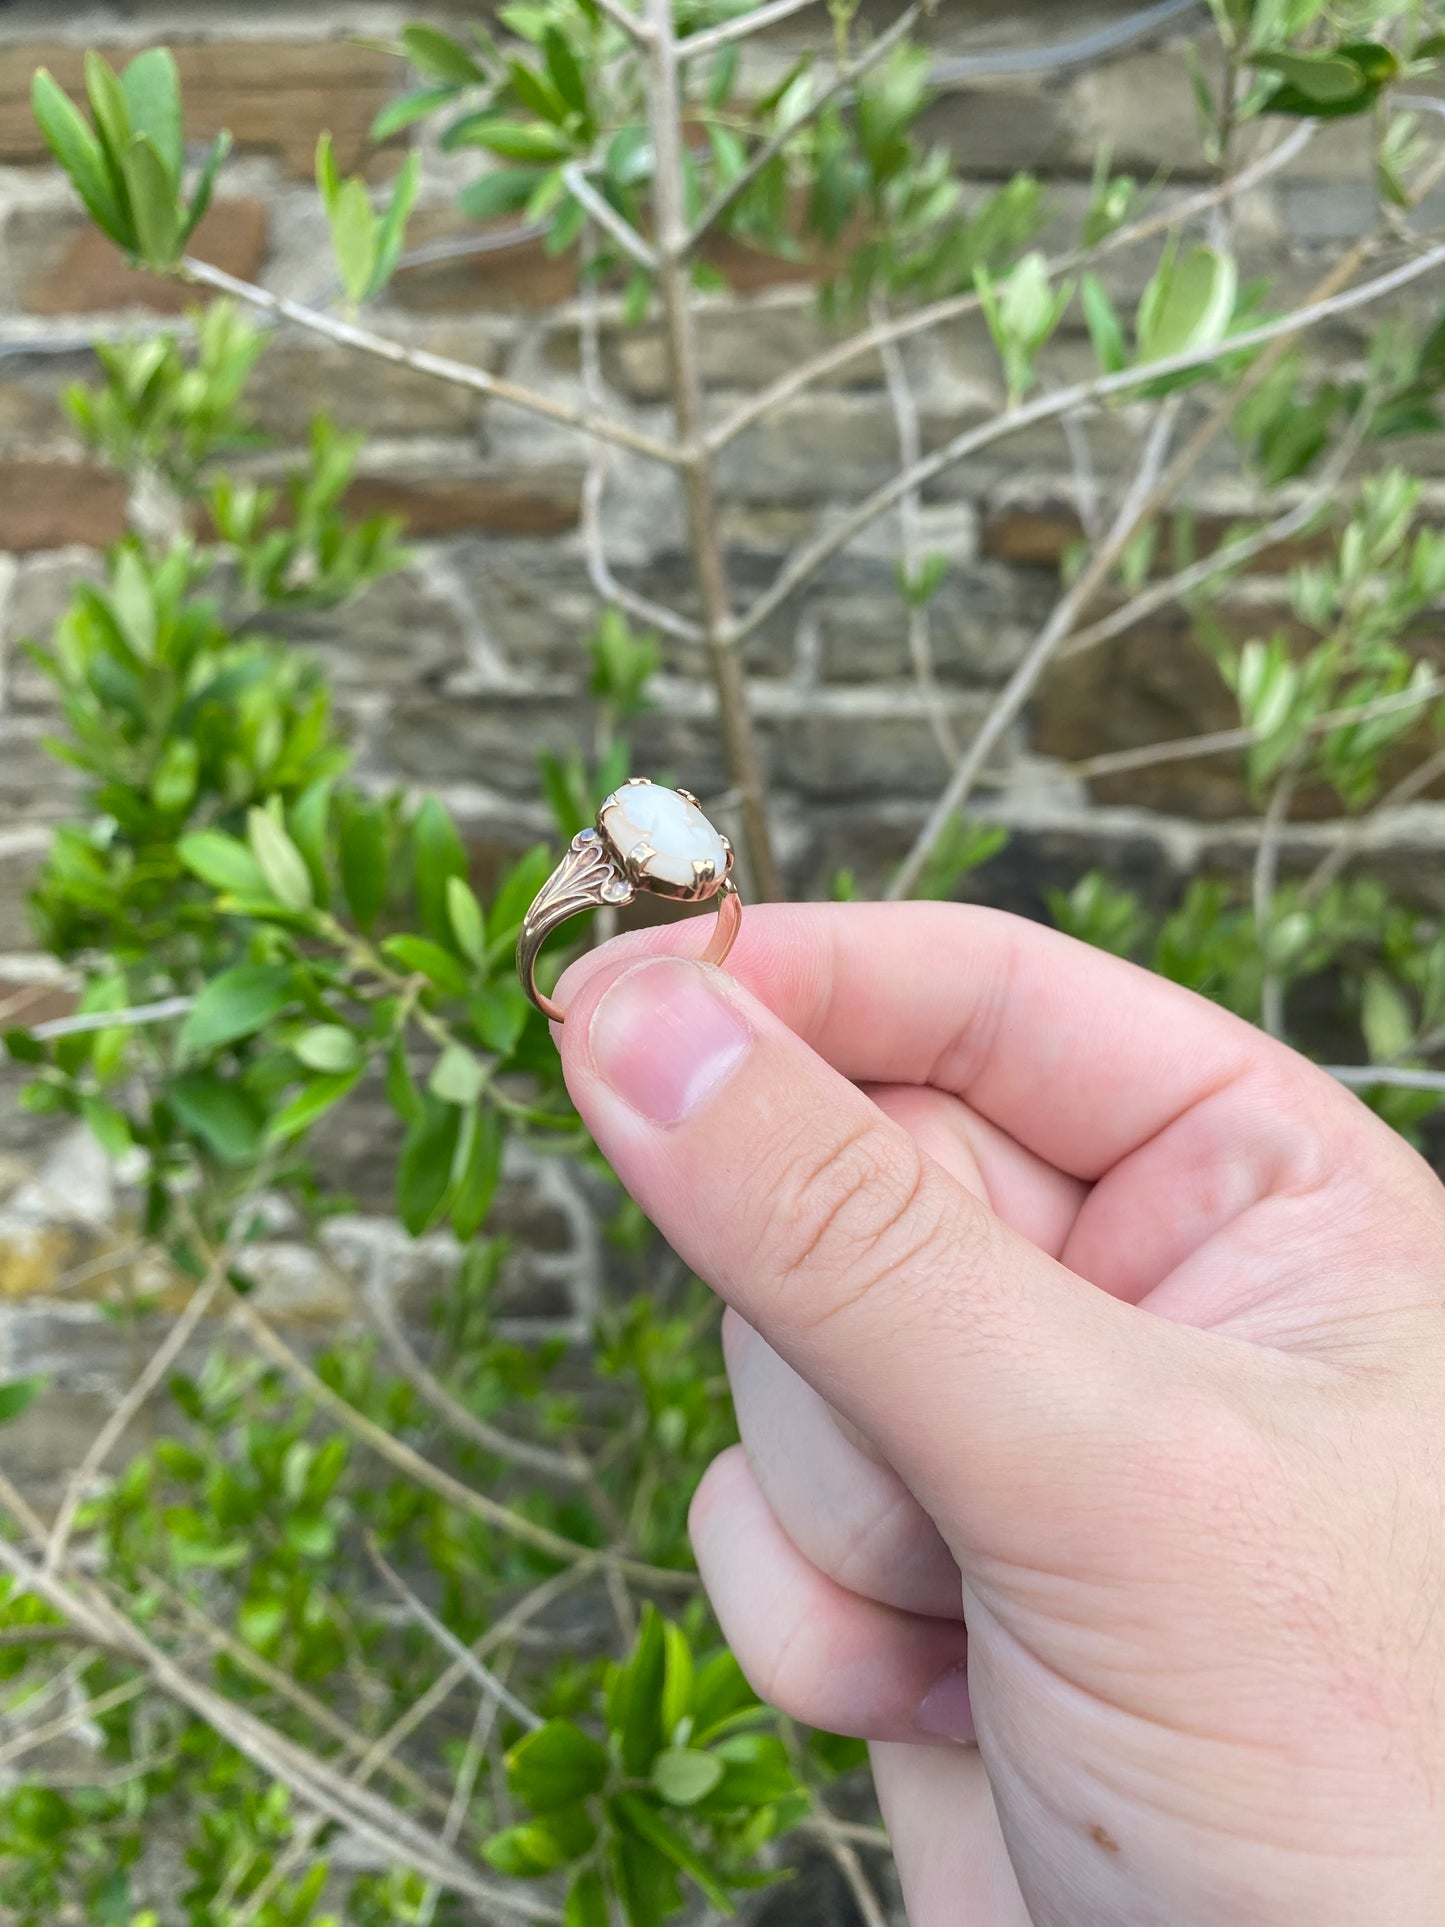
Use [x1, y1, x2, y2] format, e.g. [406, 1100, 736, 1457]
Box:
[561, 163, 659, 269]
[1327, 1065, 1445, 1092]
[708, 121, 1317, 450]
[358, 1259, 593, 1488]
[1057, 402, 1373, 664]
[1044, 674, 1445, 789]
[687, 2, 924, 251]
[367, 1535, 544, 1733]
[590, 0, 652, 40]
[30, 995, 194, 1041]
[0, 1537, 563, 1921]
[1299, 742, 1445, 906]
[681, 0, 825, 59]
[44, 1265, 226, 1574]
[577, 228, 703, 644]
[154, 1574, 444, 1814]
[229, 1292, 695, 1591]
[889, 398, 1182, 897]
[735, 231, 1445, 656]
[178, 257, 682, 470]
[0, 1677, 149, 1773]
[875, 295, 960, 769]
[646, 0, 783, 899]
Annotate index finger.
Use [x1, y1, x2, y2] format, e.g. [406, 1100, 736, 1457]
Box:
[555, 900, 1360, 1180]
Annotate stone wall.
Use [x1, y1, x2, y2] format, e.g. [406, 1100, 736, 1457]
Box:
[0, 4, 1441, 1470]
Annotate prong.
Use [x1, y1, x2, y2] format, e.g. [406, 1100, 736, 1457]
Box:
[691, 855, 717, 887]
[629, 840, 656, 868]
[717, 834, 732, 854]
[624, 775, 651, 787]
[674, 787, 700, 807]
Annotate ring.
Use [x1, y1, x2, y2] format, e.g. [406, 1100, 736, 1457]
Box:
[516, 778, 742, 1022]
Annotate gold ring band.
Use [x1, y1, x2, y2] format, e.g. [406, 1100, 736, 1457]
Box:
[516, 780, 743, 1023]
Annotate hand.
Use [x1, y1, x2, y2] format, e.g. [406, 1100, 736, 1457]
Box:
[553, 902, 1445, 1927]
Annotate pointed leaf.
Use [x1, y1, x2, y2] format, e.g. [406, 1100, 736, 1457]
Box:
[247, 807, 314, 911]
[31, 70, 126, 243]
[428, 1042, 485, 1106]
[168, 1071, 264, 1164]
[120, 48, 183, 183]
[179, 130, 233, 250]
[121, 131, 181, 265]
[180, 964, 293, 1055]
[267, 1068, 363, 1143]
[179, 830, 270, 899]
[412, 797, 468, 945]
[446, 874, 486, 964]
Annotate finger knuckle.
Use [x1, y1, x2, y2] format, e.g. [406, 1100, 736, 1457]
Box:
[758, 1117, 941, 1333]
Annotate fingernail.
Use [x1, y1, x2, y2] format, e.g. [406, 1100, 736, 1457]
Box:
[589, 958, 750, 1125]
[915, 1663, 976, 1745]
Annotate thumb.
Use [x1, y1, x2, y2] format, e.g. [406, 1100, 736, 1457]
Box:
[556, 952, 1208, 1564]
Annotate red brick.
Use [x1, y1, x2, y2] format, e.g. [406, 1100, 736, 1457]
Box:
[20, 198, 267, 317]
[345, 471, 582, 538]
[0, 462, 128, 553]
[1, 39, 402, 177]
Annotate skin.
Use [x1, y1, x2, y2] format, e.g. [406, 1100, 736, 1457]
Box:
[551, 902, 1445, 1927]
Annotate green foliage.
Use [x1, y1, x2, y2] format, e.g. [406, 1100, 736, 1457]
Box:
[32, 50, 228, 269]
[17, 6, 1445, 1920]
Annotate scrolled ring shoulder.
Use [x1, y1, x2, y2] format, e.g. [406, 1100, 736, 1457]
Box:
[515, 779, 744, 1023]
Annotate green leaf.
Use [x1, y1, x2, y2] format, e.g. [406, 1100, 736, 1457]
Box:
[340, 805, 390, 931]
[386, 1033, 422, 1125]
[614, 1796, 734, 1914]
[469, 980, 531, 1055]
[650, 1748, 724, 1807]
[543, 27, 589, 122]
[1362, 970, 1414, 1063]
[316, 129, 342, 217]
[565, 1870, 608, 1927]
[1137, 244, 1237, 364]
[412, 797, 469, 946]
[294, 1025, 361, 1073]
[248, 806, 315, 912]
[168, 1071, 264, 1163]
[381, 934, 471, 996]
[179, 129, 232, 248]
[484, 1823, 567, 1878]
[607, 1604, 666, 1775]
[508, 1719, 610, 1813]
[455, 118, 574, 161]
[450, 1104, 502, 1240]
[429, 1042, 484, 1106]
[701, 1732, 798, 1808]
[3, 1029, 47, 1066]
[179, 831, 270, 899]
[446, 874, 487, 964]
[397, 1095, 462, 1233]
[1252, 49, 1367, 104]
[372, 85, 460, 143]
[84, 51, 133, 179]
[401, 24, 489, 84]
[267, 1068, 364, 1143]
[458, 166, 547, 221]
[120, 47, 183, 183]
[31, 69, 126, 243]
[659, 1619, 694, 1738]
[0, 1378, 45, 1426]
[368, 150, 420, 297]
[181, 964, 293, 1055]
[331, 175, 378, 302]
[81, 1095, 132, 1159]
[509, 57, 571, 127]
[1081, 272, 1127, 375]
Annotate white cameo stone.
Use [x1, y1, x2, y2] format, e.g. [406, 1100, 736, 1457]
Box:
[601, 784, 728, 891]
